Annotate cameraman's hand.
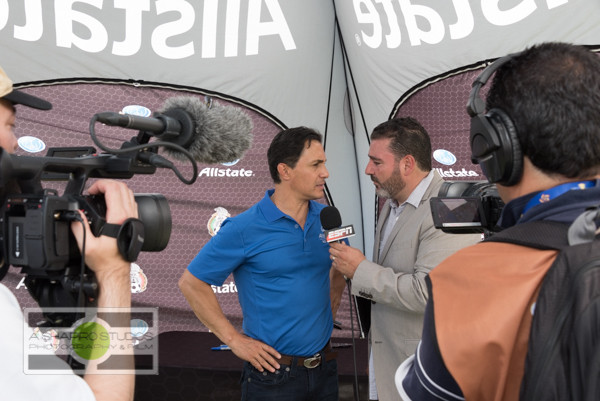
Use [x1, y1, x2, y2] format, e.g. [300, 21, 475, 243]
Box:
[71, 179, 137, 401]
[70, 179, 137, 306]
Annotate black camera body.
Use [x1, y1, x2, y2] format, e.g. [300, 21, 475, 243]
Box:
[1, 191, 171, 275]
[0, 145, 173, 325]
[430, 181, 504, 236]
[2, 192, 74, 275]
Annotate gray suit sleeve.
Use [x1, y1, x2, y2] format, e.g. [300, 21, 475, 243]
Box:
[352, 209, 480, 313]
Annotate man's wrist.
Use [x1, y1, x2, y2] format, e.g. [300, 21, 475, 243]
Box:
[94, 262, 131, 307]
[94, 260, 130, 281]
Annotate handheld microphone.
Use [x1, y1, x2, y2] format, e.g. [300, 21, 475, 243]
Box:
[96, 96, 253, 164]
[320, 206, 356, 243]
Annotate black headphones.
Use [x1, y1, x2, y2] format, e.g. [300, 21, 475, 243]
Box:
[467, 52, 523, 186]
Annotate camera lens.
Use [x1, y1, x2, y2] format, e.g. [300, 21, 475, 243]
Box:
[134, 194, 171, 252]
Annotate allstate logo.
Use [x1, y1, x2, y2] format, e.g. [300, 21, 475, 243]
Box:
[122, 105, 152, 117]
[18, 136, 46, 153]
[433, 149, 457, 166]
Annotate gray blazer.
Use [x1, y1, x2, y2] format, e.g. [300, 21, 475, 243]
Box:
[352, 171, 481, 401]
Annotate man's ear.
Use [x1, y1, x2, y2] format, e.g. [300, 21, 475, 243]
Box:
[401, 155, 416, 175]
[277, 163, 290, 181]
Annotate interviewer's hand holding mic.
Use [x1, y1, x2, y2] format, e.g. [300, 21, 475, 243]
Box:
[329, 242, 365, 280]
[320, 205, 365, 280]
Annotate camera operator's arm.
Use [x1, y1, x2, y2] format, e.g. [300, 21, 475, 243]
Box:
[70, 179, 137, 401]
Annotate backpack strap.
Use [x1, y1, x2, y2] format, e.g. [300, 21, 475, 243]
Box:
[567, 204, 600, 245]
[485, 220, 570, 250]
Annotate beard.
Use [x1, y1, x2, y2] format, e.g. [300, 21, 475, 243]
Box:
[372, 166, 405, 199]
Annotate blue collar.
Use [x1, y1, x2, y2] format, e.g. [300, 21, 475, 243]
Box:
[522, 180, 596, 215]
[259, 189, 320, 224]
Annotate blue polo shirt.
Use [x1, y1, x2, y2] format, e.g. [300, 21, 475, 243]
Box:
[187, 189, 334, 356]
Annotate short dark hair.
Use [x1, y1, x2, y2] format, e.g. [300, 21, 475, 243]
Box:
[370, 117, 432, 171]
[267, 127, 323, 183]
[487, 42, 600, 179]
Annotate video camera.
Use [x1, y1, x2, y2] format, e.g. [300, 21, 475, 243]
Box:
[430, 181, 504, 237]
[0, 113, 199, 326]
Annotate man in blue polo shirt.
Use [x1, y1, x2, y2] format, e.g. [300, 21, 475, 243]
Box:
[179, 126, 346, 400]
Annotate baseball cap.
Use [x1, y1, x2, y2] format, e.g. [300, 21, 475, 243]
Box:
[0, 65, 52, 110]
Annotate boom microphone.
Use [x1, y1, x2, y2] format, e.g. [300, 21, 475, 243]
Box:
[97, 96, 253, 164]
[95, 111, 184, 136]
[320, 206, 356, 243]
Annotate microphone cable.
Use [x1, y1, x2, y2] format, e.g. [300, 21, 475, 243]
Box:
[58, 210, 88, 373]
[345, 278, 363, 401]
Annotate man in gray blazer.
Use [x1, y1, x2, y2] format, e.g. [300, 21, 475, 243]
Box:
[329, 117, 481, 401]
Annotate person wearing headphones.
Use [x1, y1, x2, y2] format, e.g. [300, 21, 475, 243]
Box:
[395, 42, 600, 400]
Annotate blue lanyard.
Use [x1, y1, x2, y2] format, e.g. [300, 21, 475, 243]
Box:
[522, 180, 596, 215]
